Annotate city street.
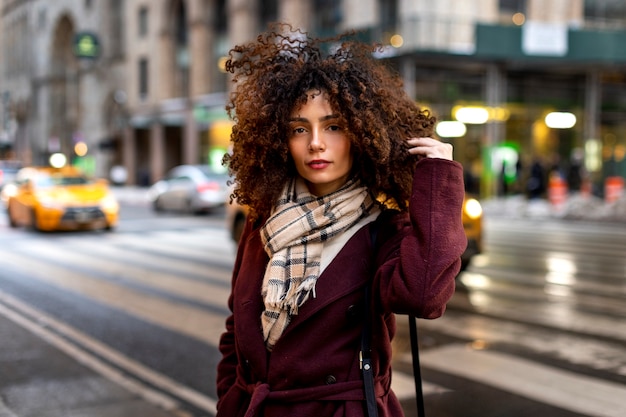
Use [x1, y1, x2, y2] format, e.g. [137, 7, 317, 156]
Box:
[0, 197, 625, 417]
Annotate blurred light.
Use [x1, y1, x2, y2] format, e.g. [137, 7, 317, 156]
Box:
[74, 141, 88, 157]
[469, 340, 489, 350]
[49, 153, 67, 168]
[545, 112, 576, 129]
[546, 253, 577, 286]
[218, 56, 228, 73]
[544, 284, 573, 297]
[390, 34, 404, 48]
[491, 145, 519, 179]
[489, 106, 511, 122]
[584, 139, 602, 172]
[469, 254, 489, 268]
[512, 12, 526, 26]
[464, 198, 483, 219]
[436, 121, 467, 138]
[454, 106, 489, 124]
[459, 272, 491, 289]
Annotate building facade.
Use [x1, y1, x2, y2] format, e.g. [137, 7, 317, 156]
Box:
[1, 0, 626, 197]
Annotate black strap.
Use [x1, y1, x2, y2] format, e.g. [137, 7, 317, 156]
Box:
[409, 315, 426, 416]
[364, 218, 425, 417]
[361, 223, 379, 417]
[361, 284, 379, 417]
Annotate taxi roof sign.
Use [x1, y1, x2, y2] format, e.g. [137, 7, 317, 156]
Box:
[73, 32, 100, 59]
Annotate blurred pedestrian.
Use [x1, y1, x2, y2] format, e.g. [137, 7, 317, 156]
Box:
[527, 158, 546, 199]
[216, 23, 466, 417]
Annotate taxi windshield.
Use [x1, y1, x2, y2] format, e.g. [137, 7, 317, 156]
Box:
[35, 175, 91, 187]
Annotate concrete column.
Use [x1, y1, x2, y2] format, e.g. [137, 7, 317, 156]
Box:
[158, 30, 175, 100]
[584, 70, 601, 177]
[279, 0, 312, 30]
[122, 126, 136, 185]
[228, 0, 259, 46]
[189, 18, 211, 96]
[150, 122, 165, 184]
[183, 103, 199, 165]
[484, 64, 506, 198]
[584, 70, 600, 143]
[401, 57, 416, 101]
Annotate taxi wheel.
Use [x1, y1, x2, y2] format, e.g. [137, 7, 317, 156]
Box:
[7, 204, 18, 228]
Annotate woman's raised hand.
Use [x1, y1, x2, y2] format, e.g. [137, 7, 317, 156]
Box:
[406, 137, 453, 161]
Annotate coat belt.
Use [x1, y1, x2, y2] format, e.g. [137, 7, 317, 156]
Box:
[238, 376, 387, 417]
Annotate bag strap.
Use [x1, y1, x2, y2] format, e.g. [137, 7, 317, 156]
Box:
[361, 283, 379, 417]
[364, 217, 426, 417]
[361, 221, 379, 417]
[409, 316, 426, 416]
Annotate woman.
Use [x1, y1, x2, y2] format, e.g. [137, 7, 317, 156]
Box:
[217, 24, 467, 417]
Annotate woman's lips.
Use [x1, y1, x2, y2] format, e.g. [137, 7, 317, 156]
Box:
[308, 160, 330, 169]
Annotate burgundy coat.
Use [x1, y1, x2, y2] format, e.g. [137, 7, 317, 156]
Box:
[216, 158, 466, 417]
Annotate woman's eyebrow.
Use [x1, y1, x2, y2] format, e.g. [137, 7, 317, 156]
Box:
[288, 114, 340, 123]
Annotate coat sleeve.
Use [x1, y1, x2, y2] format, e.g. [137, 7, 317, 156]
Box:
[374, 157, 466, 318]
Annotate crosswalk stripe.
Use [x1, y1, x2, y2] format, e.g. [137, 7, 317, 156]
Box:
[13, 240, 232, 307]
[412, 310, 626, 377]
[38, 237, 234, 283]
[1, 251, 226, 345]
[99, 228, 237, 262]
[419, 344, 626, 417]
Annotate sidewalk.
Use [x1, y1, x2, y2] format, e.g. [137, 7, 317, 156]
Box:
[480, 192, 626, 222]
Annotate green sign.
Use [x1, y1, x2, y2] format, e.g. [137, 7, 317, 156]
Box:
[74, 32, 100, 59]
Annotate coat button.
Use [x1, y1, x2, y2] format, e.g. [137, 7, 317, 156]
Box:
[346, 304, 360, 320]
[325, 375, 337, 385]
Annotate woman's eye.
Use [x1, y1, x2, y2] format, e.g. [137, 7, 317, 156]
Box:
[293, 127, 307, 134]
[328, 125, 342, 131]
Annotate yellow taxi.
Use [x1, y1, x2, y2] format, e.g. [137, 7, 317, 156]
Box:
[226, 195, 482, 270]
[460, 195, 482, 270]
[7, 166, 119, 232]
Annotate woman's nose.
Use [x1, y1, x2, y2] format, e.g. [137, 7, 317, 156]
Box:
[309, 129, 325, 151]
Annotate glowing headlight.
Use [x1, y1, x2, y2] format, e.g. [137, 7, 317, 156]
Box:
[464, 198, 482, 219]
[100, 195, 119, 211]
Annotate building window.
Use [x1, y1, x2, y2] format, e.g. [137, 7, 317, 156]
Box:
[260, 0, 278, 29]
[109, 0, 125, 57]
[499, 0, 526, 13]
[379, 0, 398, 35]
[584, 0, 626, 29]
[314, 0, 342, 36]
[138, 6, 149, 37]
[139, 58, 149, 99]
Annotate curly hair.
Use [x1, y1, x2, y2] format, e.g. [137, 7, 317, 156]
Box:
[222, 23, 436, 221]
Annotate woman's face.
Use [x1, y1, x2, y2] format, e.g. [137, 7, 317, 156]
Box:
[288, 91, 353, 196]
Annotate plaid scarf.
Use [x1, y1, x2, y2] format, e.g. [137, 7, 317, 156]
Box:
[260, 177, 375, 351]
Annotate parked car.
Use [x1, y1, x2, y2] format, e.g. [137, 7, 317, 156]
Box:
[226, 194, 483, 270]
[0, 160, 22, 191]
[148, 165, 230, 214]
[6, 166, 119, 232]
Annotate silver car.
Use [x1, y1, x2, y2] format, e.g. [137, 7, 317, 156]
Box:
[149, 165, 230, 214]
[0, 160, 22, 190]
